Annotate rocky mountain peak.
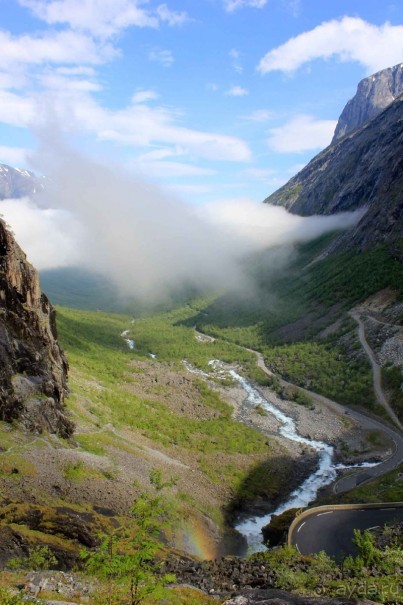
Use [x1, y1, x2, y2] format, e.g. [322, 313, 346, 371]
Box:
[0, 163, 44, 199]
[0, 219, 73, 436]
[332, 63, 403, 143]
[264, 95, 403, 259]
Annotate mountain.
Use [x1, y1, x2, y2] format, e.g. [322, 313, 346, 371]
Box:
[332, 63, 403, 143]
[0, 219, 73, 436]
[264, 94, 403, 259]
[0, 163, 44, 199]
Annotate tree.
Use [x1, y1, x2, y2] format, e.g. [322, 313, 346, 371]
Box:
[81, 472, 176, 605]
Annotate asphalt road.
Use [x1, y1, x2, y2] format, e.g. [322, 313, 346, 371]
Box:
[333, 409, 403, 493]
[290, 506, 403, 559]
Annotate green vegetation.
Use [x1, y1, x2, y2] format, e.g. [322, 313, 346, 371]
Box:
[62, 460, 111, 482]
[81, 473, 176, 605]
[264, 341, 374, 408]
[41, 267, 123, 312]
[252, 525, 403, 603]
[183, 241, 403, 411]
[0, 455, 37, 478]
[56, 305, 275, 502]
[382, 362, 403, 421]
[0, 586, 25, 605]
[8, 545, 57, 571]
[331, 467, 403, 504]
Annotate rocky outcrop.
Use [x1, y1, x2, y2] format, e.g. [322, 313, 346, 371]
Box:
[0, 219, 73, 436]
[332, 63, 403, 143]
[264, 95, 403, 258]
[0, 163, 43, 199]
[163, 555, 276, 593]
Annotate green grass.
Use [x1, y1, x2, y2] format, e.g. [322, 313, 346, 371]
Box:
[183, 242, 402, 412]
[56, 305, 271, 468]
[196, 244, 403, 347]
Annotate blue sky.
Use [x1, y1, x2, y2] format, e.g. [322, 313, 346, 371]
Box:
[0, 0, 402, 205]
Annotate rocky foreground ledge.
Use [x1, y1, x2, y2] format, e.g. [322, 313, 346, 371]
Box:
[0, 219, 73, 436]
[223, 591, 377, 605]
[20, 571, 379, 605]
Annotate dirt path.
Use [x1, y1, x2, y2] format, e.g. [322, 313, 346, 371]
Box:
[349, 310, 402, 431]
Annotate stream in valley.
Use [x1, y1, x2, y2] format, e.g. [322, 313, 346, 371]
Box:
[184, 358, 378, 554]
[228, 367, 378, 553]
[122, 329, 378, 555]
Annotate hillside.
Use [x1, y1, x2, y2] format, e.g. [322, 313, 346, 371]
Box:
[264, 95, 403, 259]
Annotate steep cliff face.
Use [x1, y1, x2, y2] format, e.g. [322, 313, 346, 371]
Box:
[0, 164, 44, 199]
[332, 63, 403, 143]
[264, 95, 403, 258]
[0, 219, 73, 436]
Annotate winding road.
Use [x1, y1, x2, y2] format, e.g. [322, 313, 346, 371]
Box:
[288, 503, 403, 558]
[349, 310, 402, 431]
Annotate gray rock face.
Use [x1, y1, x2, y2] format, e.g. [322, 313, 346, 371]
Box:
[0, 163, 44, 199]
[0, 219, 73, 436]
[332, 63, 403, 143]
[265, 95, 403, 258]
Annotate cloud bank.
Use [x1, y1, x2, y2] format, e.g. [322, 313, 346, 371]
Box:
[258, 17, 403, 75]
[0, 140, 363, 301]
[267, 114, 337, 153]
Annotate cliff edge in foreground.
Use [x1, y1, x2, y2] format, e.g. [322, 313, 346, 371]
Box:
[0, 219, 73, 436]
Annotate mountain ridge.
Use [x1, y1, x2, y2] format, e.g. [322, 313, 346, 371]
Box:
[332, 62, 403, 143]
[0, 163, 44, 199]
[264, 94, 403, 260]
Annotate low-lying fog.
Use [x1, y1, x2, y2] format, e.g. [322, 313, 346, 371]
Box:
[1, 140, 363, 301]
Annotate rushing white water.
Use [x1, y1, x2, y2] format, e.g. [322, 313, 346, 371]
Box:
[184, 358, 378, 553]
[229, 368, 378, 552]
[121, 330, 136, 350]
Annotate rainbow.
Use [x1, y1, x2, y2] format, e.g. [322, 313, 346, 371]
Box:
[178, 518, 217, 560]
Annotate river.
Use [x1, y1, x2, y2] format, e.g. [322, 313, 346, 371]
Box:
[228, 367, 378, 552]
[185, 358, 377, 554]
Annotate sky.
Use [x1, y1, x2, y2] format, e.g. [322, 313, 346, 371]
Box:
[0, 0, 402, 206]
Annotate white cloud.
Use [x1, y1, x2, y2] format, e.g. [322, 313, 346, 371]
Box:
[149, 49, 174, 67]
[0, 89, 35, 127]
[225, 85, 249, 96]
[266, 114, 337, 153]
[229, 48, 243, 73]
[132, 89, 159, 103]
[38, 72, 103, 92]
[167, 183, 212, 196]
[224, 0, 267, 12]
[56, 66, 97, 76]
[241, 109, 274, 122]
[19, 0, 191, 38]
[19, 0, 157, 37]
[242, 167, 277, 181]
[155, 4, 190, 26]
[137, 160, 216, 178]
[0, 197, 83, 269]
[0, 29, 117, 66]
[0, 85, 251, 162]
[257, 17, 403, 75]
[0, 146, 30, 167]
